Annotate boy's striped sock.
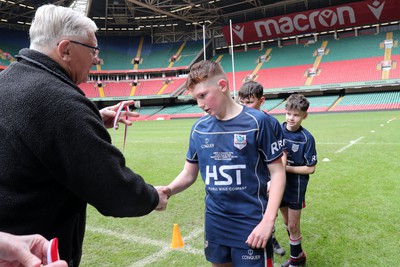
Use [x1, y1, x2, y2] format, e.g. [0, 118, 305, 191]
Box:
[289, 236, 303, 258]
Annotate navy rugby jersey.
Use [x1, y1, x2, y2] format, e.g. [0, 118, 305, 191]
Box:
[282, 122, 317, 203]
[186, 106, 283, 248]
[263, 111, 284, 156]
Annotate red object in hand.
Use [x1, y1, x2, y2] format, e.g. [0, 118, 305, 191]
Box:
[47, 238, 60, 263]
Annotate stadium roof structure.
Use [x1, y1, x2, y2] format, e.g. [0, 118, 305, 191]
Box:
[0, 0, 362, 42]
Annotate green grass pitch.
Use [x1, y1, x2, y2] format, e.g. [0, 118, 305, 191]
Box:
[80, 110, 400, 266]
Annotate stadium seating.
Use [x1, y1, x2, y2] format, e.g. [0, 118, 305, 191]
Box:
[324, 32, 386, 62]
[256, 66, 309, 89]
[331, 91, 400, 111]
[131, 91, 398, 118]
[133, 106, 164, 120]
[139, 41, 178, 69]
[261, 43, 318, 68]
[216, 48, 265, 72]
[158, 77, 187, 95]
[308, 95, 341, 112]
[95, 35, 139, 70]
[1, 27, 399, 117]
[149, 104, 203, 119]
[135, 39, 203, 70]
[78, 82, 99, 98]
[102, 82, 132, 97]
[172, 40, 205, 67]
[212, 30, 400, 91]
[260, 98, 285, 112]
[134, 79, 165, 95]
[312, 57, 383, 85]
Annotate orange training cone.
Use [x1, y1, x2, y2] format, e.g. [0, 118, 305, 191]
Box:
[171, 223, 184, 249]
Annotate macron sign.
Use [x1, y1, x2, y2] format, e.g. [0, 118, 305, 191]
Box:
[222, 0, 400, 44]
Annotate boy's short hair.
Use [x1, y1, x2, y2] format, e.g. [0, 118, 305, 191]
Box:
[285, 94, 310, 112]
[185, 60, 226, 90]
[238, 81, 264, 99]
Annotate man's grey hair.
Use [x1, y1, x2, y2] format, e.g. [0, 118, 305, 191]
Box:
[29, 4, 97, 50]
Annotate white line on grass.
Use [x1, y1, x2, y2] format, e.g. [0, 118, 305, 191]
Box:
[127, 227, 204, 267]
[86, 225, 204, 267]
[334, 136, 364, 153]
[86, 226, 167, 247]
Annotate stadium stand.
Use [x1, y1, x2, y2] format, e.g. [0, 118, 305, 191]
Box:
[133, 106, 164, 120]
[139, 41, 180, 69]
[134, 79, 166, 95]
[148, 104, 203, 119]
[260, 98, 285, 112]
[127, 90, 399, 119]
[102, 81, 132, 97]
[261, 43, 318, 68]
[172, 40, 205, 67]
[308, 95, 341, 112]
[269, 95, 342, 114]
[257, 66, 309, 89]
[225, 71, 254, 93]
[211, 30, 400, 92]
[216, 48, 267, 72]
[1, 26, 399, 117]
[157, 77, 187, 95]
[96, 35, 139, 70]
[78, 82, 99, 98]
[312, 57, 383, 85]
[331, 91, 400, 111]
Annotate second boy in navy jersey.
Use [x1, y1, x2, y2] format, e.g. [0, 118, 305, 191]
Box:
[164, 61, 286, 267]
[238, 81, 287, 258]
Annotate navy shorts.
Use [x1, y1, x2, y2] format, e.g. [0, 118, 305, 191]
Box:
[280, 200, 306, 210]
[204, 239, 274, 267]
[281, 175, 309, 210]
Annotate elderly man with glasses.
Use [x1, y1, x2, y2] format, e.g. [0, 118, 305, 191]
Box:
[0, 4, 169, 267]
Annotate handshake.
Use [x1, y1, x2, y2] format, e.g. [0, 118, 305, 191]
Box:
[154, 186, 172, 211]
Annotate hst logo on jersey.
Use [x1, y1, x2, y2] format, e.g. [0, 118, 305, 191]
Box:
[205, 164, 246, 185]
[234, 134, 247, 150]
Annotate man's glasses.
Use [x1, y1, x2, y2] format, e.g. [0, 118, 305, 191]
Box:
[69, 40, 100, 58]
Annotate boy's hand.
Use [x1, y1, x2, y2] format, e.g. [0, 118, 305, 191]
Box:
[245, 219, 274, 249]
[154, 186, 171, 211]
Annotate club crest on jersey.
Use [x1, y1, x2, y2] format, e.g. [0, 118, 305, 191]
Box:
[291, 143, 299, 152]
[234, 134, 247, 150]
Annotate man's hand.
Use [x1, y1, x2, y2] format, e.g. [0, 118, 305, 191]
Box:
[100, 100, 139, 129]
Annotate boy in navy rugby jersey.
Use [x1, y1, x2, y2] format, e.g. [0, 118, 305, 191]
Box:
[280, 94, 317, 267]
[238, 81, 287, 257]
[164, 60, 286, 267]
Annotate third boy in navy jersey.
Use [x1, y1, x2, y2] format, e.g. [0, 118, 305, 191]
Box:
[280, 94, 317, 267]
